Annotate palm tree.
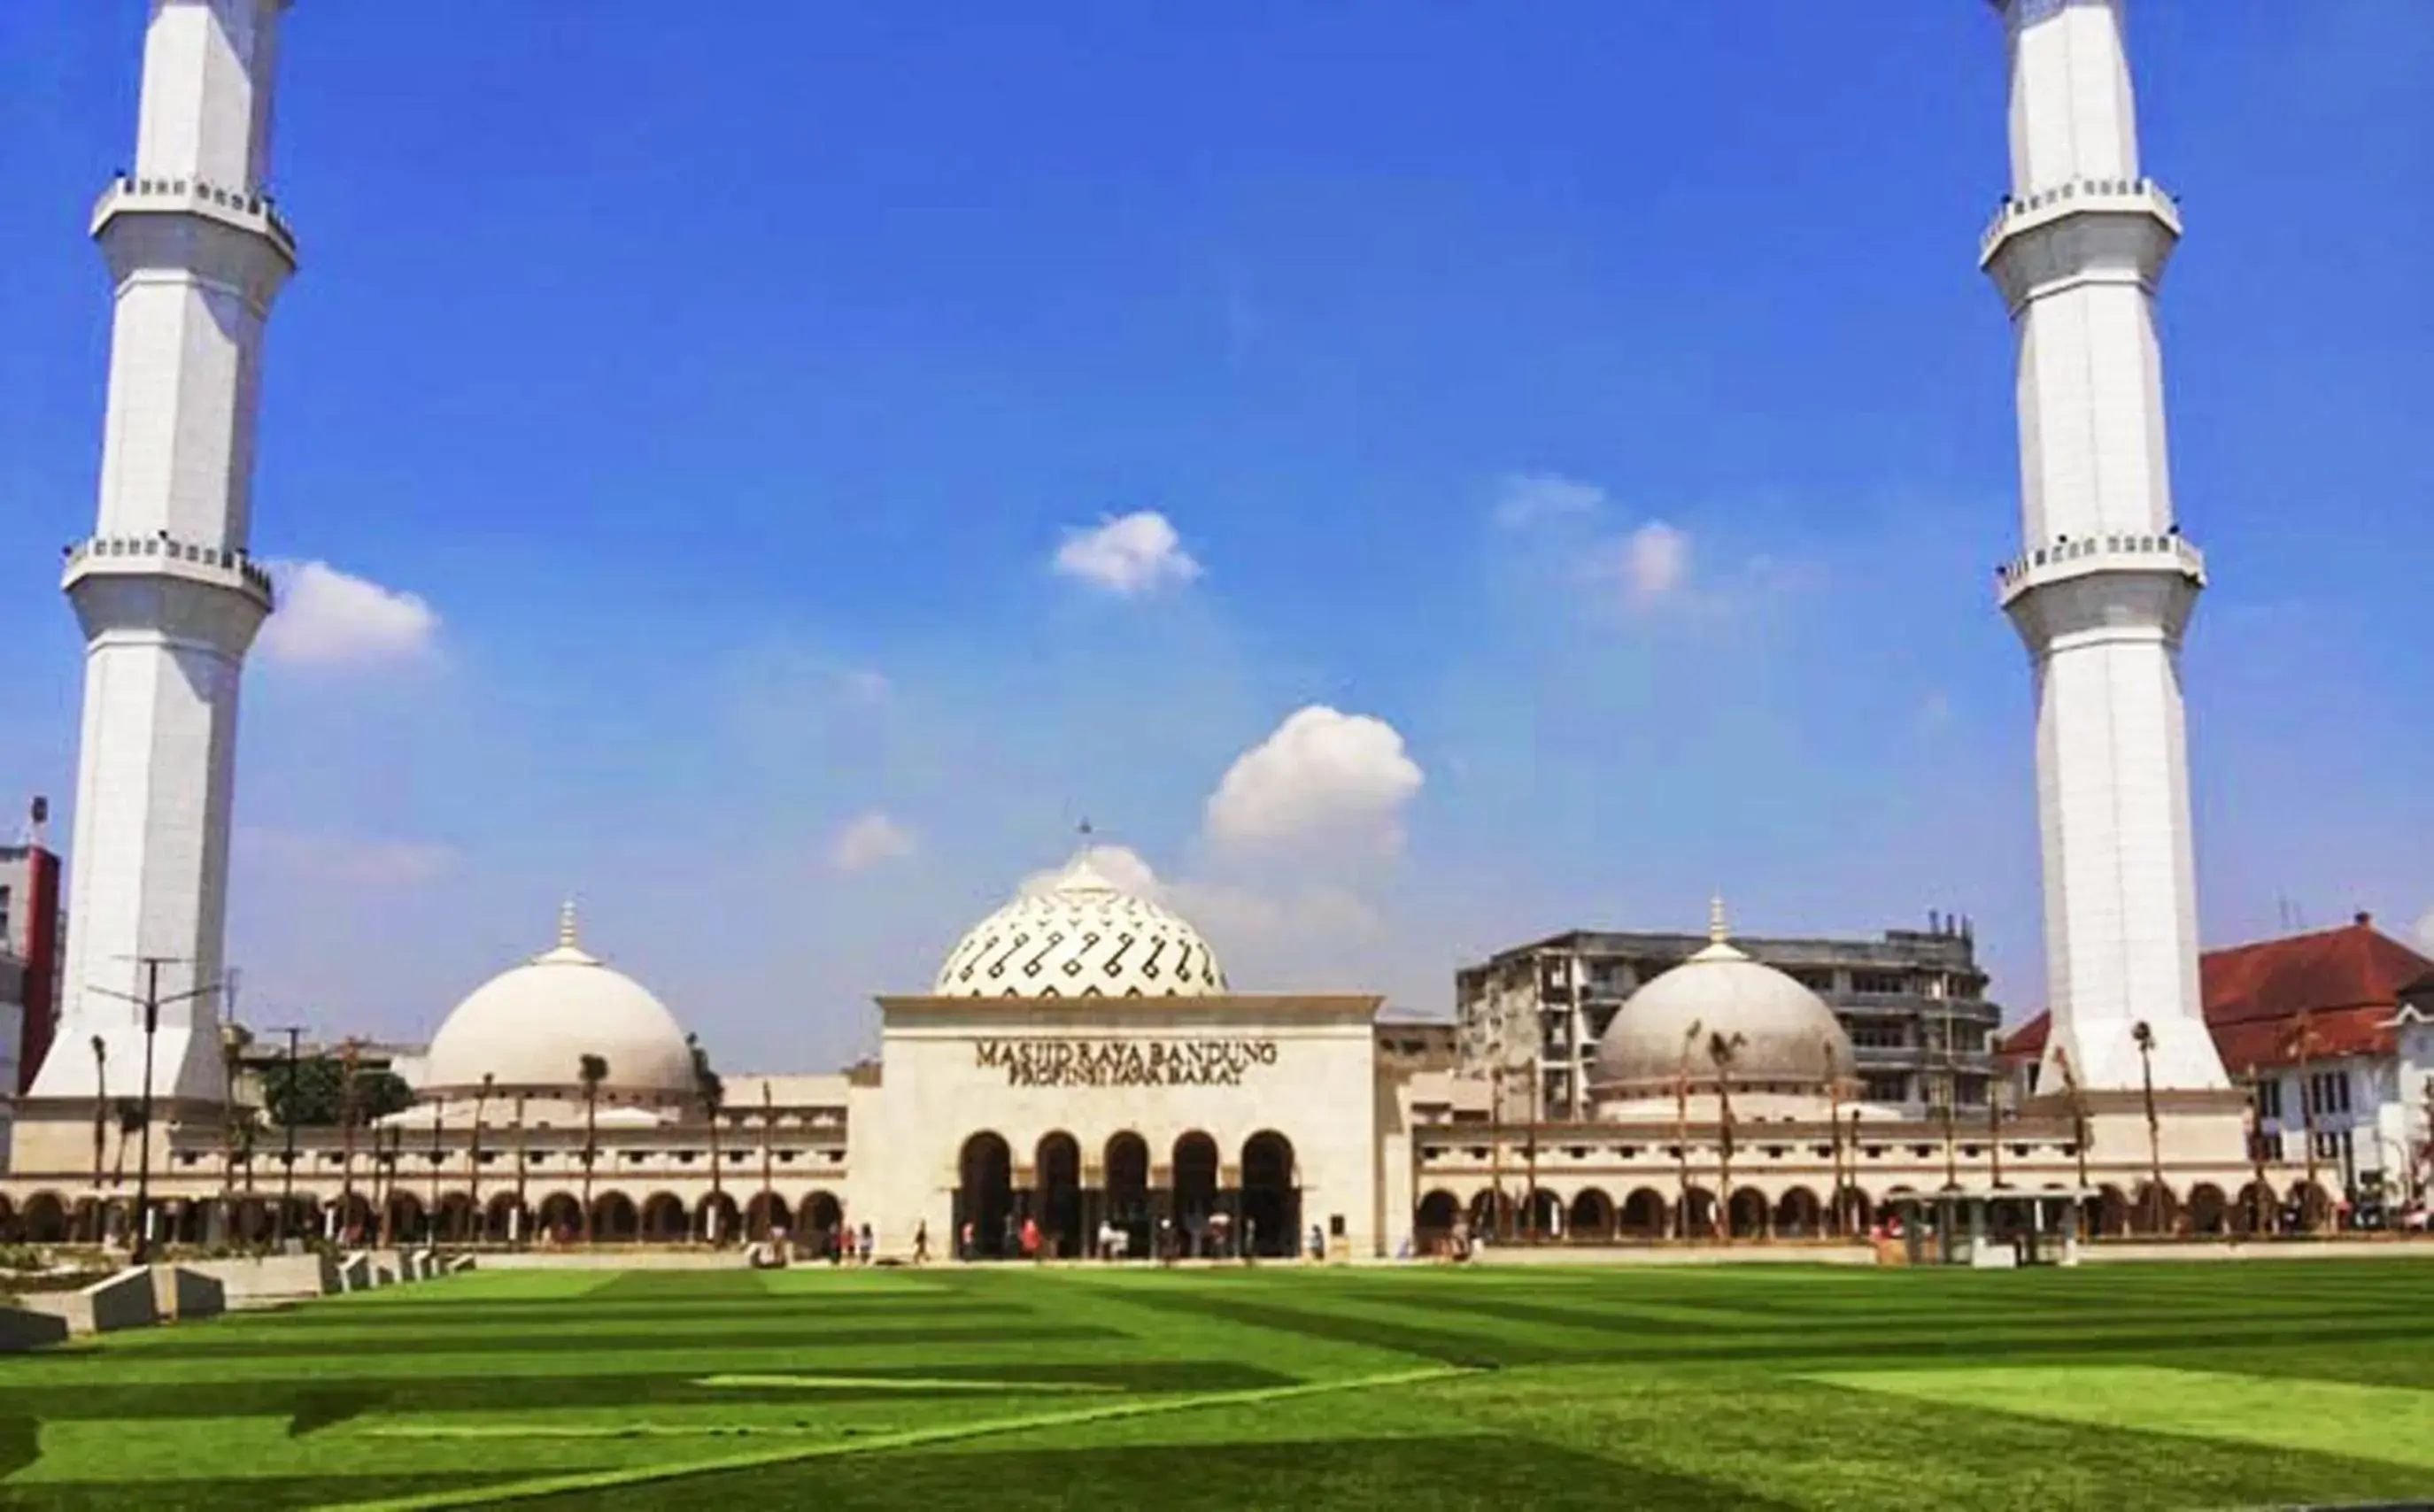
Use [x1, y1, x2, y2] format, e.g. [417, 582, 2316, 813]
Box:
[1708, 1030, 1747, 1242]
[219, 1022, 251, 1242]
[1673, 1019, 1703, 1239]
[1823, 1036, 1846, 1238]
[2053, 1045, 2091, 1239]
[337, 1039, 362, 1242]
[89, 1035, 108, 1199]
[578, 1053, 608, 1244]
[2132, 1021, 2165, 1235]
[468, 1072, 495, 1239]
[690, 1034, 725, 1245]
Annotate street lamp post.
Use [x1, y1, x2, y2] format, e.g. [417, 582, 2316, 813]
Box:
[268, 1026, 305, 1245]
[2132, 1022, 2165, 1236]
[83, 958, 221, 1263]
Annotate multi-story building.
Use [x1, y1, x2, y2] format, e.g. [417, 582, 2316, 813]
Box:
[1457, 914, 1999, 1122]
[2, 803, 66, 1105]
[2005, 914, 2434, 1222]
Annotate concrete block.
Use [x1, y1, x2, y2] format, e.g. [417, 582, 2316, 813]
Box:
[410, 1247, 437, 1280]
[0, 1306, 71, 1352]
[20, 1267, 159, 1335]
[338, 1252, 372, 1291]
[150, 1265, 228, 1319]
[181, 1254, 339, 1308]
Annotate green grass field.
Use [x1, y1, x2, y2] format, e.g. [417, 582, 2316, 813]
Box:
[4, 1258, 2431, 1509]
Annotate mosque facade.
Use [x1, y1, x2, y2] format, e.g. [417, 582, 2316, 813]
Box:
[0, 0, 2337, 1252]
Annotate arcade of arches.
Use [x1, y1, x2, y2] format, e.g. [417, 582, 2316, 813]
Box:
[953, 1129, 1302, 1259]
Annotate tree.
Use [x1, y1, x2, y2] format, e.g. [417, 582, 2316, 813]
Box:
[578, 1053, 608, 1244]
[690, 1034, 725, 1244]
[264, 1055, 412, 1127]
[219, 1022, 255, 1240]
[89, 1035, 108, 1193]
[1708, 1030, 1747, 1242]
[2132, 1021, 2166, 1235]
[1673, 1019, 1703, 1240]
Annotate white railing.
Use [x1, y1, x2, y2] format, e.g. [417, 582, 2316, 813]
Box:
[1980, 175, 2179, 261]
[89, 174, 297, 258]
[1995, 531, 2206, 598]
[63, 533, 275, 602]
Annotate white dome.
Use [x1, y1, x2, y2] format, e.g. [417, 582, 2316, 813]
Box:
[933, 850, 1228, 999]
[423, 905, 697, 1099]
[1590, 902, 1855, 1096]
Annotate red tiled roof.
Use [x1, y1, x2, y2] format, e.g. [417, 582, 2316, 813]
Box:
[1995, 919, 2433, 1069]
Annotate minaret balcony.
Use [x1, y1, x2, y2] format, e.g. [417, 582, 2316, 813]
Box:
[1978, 176, 2179, 266]
[1995, 531, 2204, 610]
[62, 533, 275, 611]
[90, 174, 297, 264]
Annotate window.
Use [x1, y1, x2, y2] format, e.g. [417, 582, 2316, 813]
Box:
[1851, 1023, 1909, 1050]
[1851, 971, 1908, 995]
[1860, 1073, 1908, 1103]
[1789, 968, 1836, 992]
[2253, 1079, 2283, 1121]
[2307, 1070, 2352, 1118]
[0, 882, 12, 938]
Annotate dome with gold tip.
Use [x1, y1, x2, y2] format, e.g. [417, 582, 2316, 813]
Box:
[932, 850, 1228, 999]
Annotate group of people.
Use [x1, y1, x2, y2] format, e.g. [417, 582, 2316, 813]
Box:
[953, 1211, 1330, 1264]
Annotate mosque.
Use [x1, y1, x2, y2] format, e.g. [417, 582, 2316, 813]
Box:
[0, 0, 2327, 1254]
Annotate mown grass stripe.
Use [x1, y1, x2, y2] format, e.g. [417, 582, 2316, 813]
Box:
[314, 1364, 1471, 1511]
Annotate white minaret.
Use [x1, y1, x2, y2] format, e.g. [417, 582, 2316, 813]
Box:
[30, 0, 296, 1104]
[1983, 0, 2227, 1093]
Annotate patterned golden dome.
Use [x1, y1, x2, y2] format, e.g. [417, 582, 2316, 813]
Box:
[932, 851, 1228, 999]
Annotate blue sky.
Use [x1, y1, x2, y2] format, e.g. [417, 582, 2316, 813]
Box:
[2, 3, 2429, 1071]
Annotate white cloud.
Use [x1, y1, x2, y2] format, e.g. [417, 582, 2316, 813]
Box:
[1052, 511, 1202, 596]
[1204, 706, 1425, 855]
[1492, 472, 1605, 529]
[2415, 907, 2434, 953]
[257, 560, 439, 667]
[1590, 520, 1691, 606]
[828, 811, 917, 875]
[841, 668, 891, 704]
[241, 827, 456, 885]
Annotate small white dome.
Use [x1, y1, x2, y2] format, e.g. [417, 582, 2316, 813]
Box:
[424, 904, 697, 1100]
[1590, 900, 1855, 1097]
[933, 849, 1227, 999]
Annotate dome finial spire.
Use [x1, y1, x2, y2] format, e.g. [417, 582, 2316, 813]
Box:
[558, 897, 580, 950]
[1709, 892, 1728, 945]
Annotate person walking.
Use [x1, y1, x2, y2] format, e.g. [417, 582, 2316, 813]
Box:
[959, 1218, 975, 1261]
[913, 1220, 929, 1265]
[1020, 1215, 1042, 1262]
[857, 1220, 875, 1264]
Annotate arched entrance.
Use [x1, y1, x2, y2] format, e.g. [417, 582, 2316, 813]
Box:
[1774, 1187, 1822, 1238]
[435, 1192, 478, 1243]
[641, 1192, 688, 1241]
[1523, 1186, 1562, 1242]
[20, 1193, 66, 1244]
[1568, 1188, 1615, 1242]
[1415, 1190, 1461, 1252]
[745, 1190, 791, 1242]
[2234, 1180, 2276, 1236]
[483, 1192, 523, 1245]
[384, 1192, 426, 1245]
[536, 1192, 583, 1243]
[1173, 1131, 1219, 1255]
[801, 1191, 843, 1246]
[1035, 1132, 1084, 1261]
[593, 1191, 639, 1242]
[1728, 1187, 1769, 1240]
[1677, 1186, 1716, 1239]
[1240, 1130, 1298, 1257]
[1467, 1187, 1513, 1240]
[1103, 1132, 1149, 1255]
[957, 1131, 1013, 1258]
[2186, 1183, 2228, 1237]
[1619, 1188, 1667, 1239]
